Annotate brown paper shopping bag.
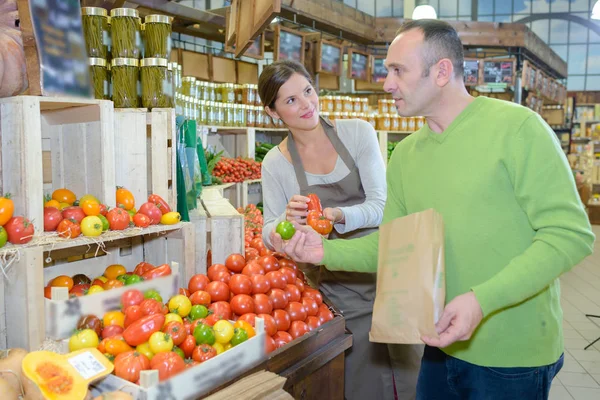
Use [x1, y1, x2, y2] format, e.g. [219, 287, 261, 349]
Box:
[369, 208, 445, 344]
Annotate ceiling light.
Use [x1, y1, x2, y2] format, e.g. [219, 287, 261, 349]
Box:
[592, 1, 600, 20]
[412, 5, 437, 20]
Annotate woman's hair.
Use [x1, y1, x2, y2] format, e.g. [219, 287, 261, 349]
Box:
[258, 60, 313, 109]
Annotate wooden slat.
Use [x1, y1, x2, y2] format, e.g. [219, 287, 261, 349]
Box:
[237, 61, 259, 84]
[202, 198, 244, 265]
[190, 208, 208, 274]
[212, 56, 237, 83]
[147, 108, 177, 210]
[115, 109, 148, 205]
[182, 50, 210, 81]
[318, 73, 339, 91]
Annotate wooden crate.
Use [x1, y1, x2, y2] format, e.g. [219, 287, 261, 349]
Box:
[114, 108, 177, 210]
[0, 222, 195, 350]
[0, 96, 115, 232]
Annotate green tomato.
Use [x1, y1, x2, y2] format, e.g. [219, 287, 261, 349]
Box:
[98, 214, 109, 231]
[193, 323, 216, 346]
[144, 289, 163, 303]
[189, 305, 209, 321]
[276, 221, 296, 240]
[81, 216, 103, 237]
[172, 346, 185, 360]
[125, 274, 144, 285]
[230, 327, 249, 347]
[0, 227, 7, 248]
[116, 275, 128, 284]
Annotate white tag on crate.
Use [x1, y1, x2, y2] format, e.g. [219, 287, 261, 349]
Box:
[68, 351, 108, 380]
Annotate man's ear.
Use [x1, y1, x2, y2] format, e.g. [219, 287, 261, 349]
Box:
[434, 58, 453, 87]
[265, 106, 280, 121]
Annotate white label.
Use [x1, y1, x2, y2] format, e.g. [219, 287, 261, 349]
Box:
[228, 92, 235, 102]
[68, 352, 107, 380]
[216, 92, 222, 102]
[382, 104, 388, 113]
[401, 119, 408, 130]
[354, 103, 361, 112]
[237, 93, 242, 102]
[408, 119, 415, 130]
[327, 103, 333, 112]
[249, 91, 255, 103]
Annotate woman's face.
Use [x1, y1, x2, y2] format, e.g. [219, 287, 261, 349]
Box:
[267, 73, 320, 130]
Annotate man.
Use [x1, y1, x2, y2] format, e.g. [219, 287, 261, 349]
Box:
[272, 20, 595, 399]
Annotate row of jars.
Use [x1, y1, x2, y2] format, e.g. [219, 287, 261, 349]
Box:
[323, 112, 425, 132]
[81, 8, 172, 60]
[320, 96, 369, 114]
[180, 77, 260, 106]
[176, 95, 285, 128]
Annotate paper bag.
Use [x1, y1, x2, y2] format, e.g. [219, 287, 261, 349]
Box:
[369, 208, 445, 344]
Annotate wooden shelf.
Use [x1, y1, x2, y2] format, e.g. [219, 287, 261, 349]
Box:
[202, 126, 287, 134]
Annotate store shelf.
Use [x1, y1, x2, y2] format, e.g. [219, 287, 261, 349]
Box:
[202, 126, 287, 134]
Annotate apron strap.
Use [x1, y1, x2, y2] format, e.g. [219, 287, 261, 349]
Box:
[286, 117, 358, 194]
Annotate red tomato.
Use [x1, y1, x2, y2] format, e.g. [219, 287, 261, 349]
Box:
[57, 219, 81, 239]
[138, 202, 162, 225]
[225, 254, 246, 273]
[257, 313, 277, 336]
[245, 247, 260, 261]
[265, 335, 277, 354]
[268, 288, 288, 310]
[205, 281, 230, 302]
[253, 293, 273, 315]
[242, 262, 265, 276]
[69, 284, 89, 298]
[114, 351, 150, 383]
[4, 216, 34, 244]
[185, 360, 199, 369]
[288, 320, 309, 339]
[260, 248, 274, 257]
[258, 256, 279, 273]
[193, 344, 217, 363]
[140, 299, 164, 316]
[230, 294, 255, 315]
[133, 262, 154, 276]
[284, 284, 301, 303]
[317, 304, 334, 324]
[286, 302, 307, 322]
[305, 316, 322, 331]
[141, 264, 171, 280]
[272, 309, 291, 332]
[303, 288, 323, 306]
[273, 331, 293, 348]
[106, 208, 130, 231]
[229, 274, 252, 295]
[302, 297, 319, 317]
[122, 313, 165, 347]
[250, 274, 271, 295]
[189, 290, 211, 306]
[278, 258, 298, 271]
[265, 271, 286, 290]
[209, 301, 232, 320]
[133, 213, 151, 228]
[237, 313, 256, 327]
[101, 325, 124, 339]
[179, 287, 190, 297]
[180, 335, 196, 358]
[44, 207, 63, 231]
[188, 274, 210, 293]
[121, 289, 144, 309]
[61, 207, 85, 223]
[163, 321, 187, 346]
[150, 351, 186, 381]
[279, 267, 297, 284]
[207, 264, 229, 281]
[204, 314, 221, 326]
[123, 305, 143, 328]
[295, 278, 305, 292]
[44, 286, 52, 299]
[213, 270, 231, 284]
[250, 237, 265, 251]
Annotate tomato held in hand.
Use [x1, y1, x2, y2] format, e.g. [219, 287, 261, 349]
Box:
[275, 221, 295, 240]
[307, 211, 333, 235]
[306, 193, 323, 214]
[114, 351, 150, 383]
[192, 344, 217, 363]
[150, 351, 185, 381]
[225, 254, 246, 273]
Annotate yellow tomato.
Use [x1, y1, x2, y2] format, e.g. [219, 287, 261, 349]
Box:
[58, 202, 71, 210]
[213, 320, 234, 344]
[52, 188, 76, 205]
[224, 343, 233, 352]
[104, 264, 127, 280]
[212, 342, 225, 355]
[149, 331, 173, 353]
[136, 342, 154, 360]
[160, 212, 181, 225]
[233, 320, 256, 338]
[164, 313, 184, 326]
[103, 311, 125, 328]
[79, 194, 100, 205]
[168, 295, 192, 317]
[87, 285, 105, 295]
[45, 199, 60, 208]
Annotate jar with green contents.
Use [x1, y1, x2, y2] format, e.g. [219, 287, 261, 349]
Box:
[181, 76, 197, 98]
[207, 83, 216, 102]
[111, 58, 139, 108]
[215, 102, 225, 126]
[140, 58, 170, 109]
[144, 15, 172, 58]
[215, 84, 223, 102]
[166, 63, 174, 107]
[89, 58, 110, 100]
[236, 104, 246, 127]
[82, 7, 110, 59]
[198, 100, 207, 125]
[205, 101, 215, 125]
[110, 8, 141, 59]
[195, 80, 204, 101]
[222, 83, 235, 104]
[193, 98, 200, 122]
[224, 103, 234, 126]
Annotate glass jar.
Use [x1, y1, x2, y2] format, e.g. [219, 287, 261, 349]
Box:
[110, 8, 141, 59]
[245, 105, 256, 127]
[89, 57, 110, 100]
[361, 98, 369, 113]
[111, 58, 139, 108]
[144, 15, 172, 59]
[215, 102, 225, 126]
[353, 98, 362, 113]
[242, 84, 256, 105]
[400, 117, 408, 131]
[205, 101, 214, 125]
[350, 112, 358, 120]
[222, 83, 235, 104]
[214, 84, 222, 102]
[343, 97, 353, 113]
[82, 7, 110, 59]
[200, 100, 208, 125]
[367, 114, 377, 128]
[236, 104, 246, 126]
[175, 93, 183, 116]
[206, 83, 215, 102]
[176, 64, 182, 93]
[377, 114, 391, 131]
[407, 117, 416, 132]
[195, 80, 203, 101]
[234, 84, 242, 104]
[252, 85, 260, 106]
[416, 116, 425, 130]
[181, 76, 196, 98]
[334, 96, 343, 112]
[341, 112, 350, 120]
[322, 96, 334, 113]
[224, 102, 234, 126]
[166, 63, 174, 107]
[140, 58, 169, 109]
[391, 115, 400, 131]
[378, 99, 389, 114]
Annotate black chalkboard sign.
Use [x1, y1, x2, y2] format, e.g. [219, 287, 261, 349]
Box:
[316, 40, 343, 76]
[371, 56, 387, 83]
[348, 49, 369, 81]
[29, 0, 92, 97]
[463, 59, 479, 86]
[480, 58, 515, 86]
[274, 25, 305, 64]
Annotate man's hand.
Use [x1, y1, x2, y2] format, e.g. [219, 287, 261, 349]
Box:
[270, 222, 325, 265]
[323, 207, 344, 224]
[421, 291, 483, 348]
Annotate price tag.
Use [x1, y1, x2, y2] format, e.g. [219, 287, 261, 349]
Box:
[68, 352, 107, 380]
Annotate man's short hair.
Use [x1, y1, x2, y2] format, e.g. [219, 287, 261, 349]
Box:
[396, 20, 464, 78]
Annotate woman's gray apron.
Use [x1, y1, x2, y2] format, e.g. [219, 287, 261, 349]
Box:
[286, 117, 395, 400]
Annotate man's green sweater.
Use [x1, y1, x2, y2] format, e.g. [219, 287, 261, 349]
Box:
[322, 97, 595, 367]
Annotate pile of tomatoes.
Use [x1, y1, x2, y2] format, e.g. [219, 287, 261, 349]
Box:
[73, 288, 256, 384]
[237, 204, 263, 248]
[42, 188, 180, 240]
[0, 193, 34, 246]
[186, 251, 335, 354]
[212, 157, 261, 183]
[43, 262, 172, 299]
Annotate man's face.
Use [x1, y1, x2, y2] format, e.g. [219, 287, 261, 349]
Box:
[383, 29, 438, 117]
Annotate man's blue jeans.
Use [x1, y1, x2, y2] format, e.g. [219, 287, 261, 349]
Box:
[416, 345, 564, 400]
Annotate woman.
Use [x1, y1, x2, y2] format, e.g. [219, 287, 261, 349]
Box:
[258, 60, 395, 400]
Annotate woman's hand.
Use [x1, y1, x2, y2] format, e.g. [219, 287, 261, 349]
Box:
[323, 207, 344, 224]
[286, 195, 310, 224]
[270, 222, 325, 265]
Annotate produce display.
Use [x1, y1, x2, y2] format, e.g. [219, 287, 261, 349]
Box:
[238, 204, 264, 249]
[254, 142, 275, 163]
[212, 157, 261, 183]
[43, 262, 172, 299]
